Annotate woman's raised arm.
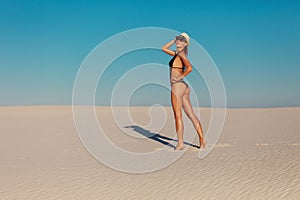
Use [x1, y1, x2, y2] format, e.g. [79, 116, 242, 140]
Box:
[162, 39, 176, 56]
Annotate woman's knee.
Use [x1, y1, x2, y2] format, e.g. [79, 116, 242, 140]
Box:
[183, 107, 197, 121]
[173, 111, 182, 120]
[185, 111, 196, 121]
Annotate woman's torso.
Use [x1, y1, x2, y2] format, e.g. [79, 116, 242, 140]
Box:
[169, 53, 185, 81]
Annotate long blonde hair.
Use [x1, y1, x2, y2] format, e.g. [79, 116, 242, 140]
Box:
[184, 46, 188, 55]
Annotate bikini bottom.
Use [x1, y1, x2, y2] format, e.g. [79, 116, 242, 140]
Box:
[171, 79, 189, 88]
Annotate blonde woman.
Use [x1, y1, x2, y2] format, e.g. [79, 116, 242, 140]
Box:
[162, 32, 206, 150]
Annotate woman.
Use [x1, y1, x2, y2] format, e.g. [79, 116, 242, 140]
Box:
[162, 32, 206, 150]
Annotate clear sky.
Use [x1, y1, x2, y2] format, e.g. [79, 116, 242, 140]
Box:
[1, 0, 300, 108]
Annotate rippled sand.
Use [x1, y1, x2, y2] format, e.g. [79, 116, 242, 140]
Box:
[1, 106, 299, 199]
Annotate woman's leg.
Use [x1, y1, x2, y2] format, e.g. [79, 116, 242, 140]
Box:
[171, 83, 186, 150]
[182, 87, 206, 148]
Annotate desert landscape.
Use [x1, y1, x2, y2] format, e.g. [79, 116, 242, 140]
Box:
[0, 106, 299, 199]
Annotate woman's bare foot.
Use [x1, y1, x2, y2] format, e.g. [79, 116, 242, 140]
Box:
[199, 138, 206, 149]
[174, 144, 185, 150]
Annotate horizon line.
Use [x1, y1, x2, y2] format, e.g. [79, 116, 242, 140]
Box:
[1, 104, 300, 109]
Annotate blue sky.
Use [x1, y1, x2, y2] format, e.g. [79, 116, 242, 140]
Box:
[1, 0, 300, 107]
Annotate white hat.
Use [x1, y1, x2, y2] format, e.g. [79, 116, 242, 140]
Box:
[180, 32, 190, 45]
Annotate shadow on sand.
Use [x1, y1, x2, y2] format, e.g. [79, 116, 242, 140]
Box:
[124, 125, 199, 150]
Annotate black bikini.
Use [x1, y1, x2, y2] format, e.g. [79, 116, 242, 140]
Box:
[169, 52, 185, 71]
[169, 52, 188, 88]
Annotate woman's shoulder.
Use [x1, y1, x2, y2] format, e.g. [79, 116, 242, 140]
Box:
[177, 52, 188, 60]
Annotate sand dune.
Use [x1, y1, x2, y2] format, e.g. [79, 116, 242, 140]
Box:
[0, 106, 299, 199]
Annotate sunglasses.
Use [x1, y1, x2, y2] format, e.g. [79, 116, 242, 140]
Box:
[176, 36, 187, 42]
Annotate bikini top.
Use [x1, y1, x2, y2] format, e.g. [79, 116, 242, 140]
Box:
[169, 52, 185, 71]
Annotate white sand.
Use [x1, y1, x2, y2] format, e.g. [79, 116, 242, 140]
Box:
[0, 106, 299, 199]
